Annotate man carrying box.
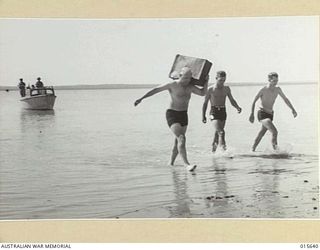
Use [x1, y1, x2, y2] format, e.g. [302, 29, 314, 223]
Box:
[134, 67, 208, 171]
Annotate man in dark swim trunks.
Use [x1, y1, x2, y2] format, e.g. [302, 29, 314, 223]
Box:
[202, 71, 242, 152]
[134, 67, 208, 171]
[249, 72, 297, 151]
[166, 109, 188, 128]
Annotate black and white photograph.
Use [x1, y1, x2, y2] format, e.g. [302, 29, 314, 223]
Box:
[0, 16, 318, 220]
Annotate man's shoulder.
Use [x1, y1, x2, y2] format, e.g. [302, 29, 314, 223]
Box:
[260, 86, 268, 91]
[161, 81, 175, 88]
[207, 86, 215, 94]
[168, 81, 179, 87]
[210, 85, 229, 91]
[273, 86, 283, 95]
[219, 85, 230, 93]
[275, 86, 282, 91]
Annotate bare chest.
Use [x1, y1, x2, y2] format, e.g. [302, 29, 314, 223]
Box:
[211, 87, 227, 99]
[170, 86, 192, 99]
[261, 89, 279, 101]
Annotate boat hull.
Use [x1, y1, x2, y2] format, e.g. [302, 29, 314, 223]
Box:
[20, 94, 56, 110]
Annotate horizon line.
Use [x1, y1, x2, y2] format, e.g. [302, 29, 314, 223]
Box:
[0, 81, 317, 91]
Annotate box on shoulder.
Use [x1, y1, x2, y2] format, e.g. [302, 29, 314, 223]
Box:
[169, 54, 213, 86]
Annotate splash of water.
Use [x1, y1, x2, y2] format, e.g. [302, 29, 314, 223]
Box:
[212, 146, 235, 158]
[263, 143, 293, 155]
[211, 144, 295, 159]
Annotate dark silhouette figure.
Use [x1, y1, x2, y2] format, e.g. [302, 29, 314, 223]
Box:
[18, 78, 26, 97]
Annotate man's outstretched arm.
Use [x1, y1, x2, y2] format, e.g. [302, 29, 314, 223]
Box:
[134, 83, 171, 106]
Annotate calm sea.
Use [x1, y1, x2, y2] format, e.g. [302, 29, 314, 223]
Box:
[0, 84, 318, 219]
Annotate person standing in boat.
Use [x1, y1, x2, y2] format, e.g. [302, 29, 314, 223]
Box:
[35, 77, 44, 94]
[36, 77, 44, 88]
[18, 78, 26, 97]
[134, 67, 209, 172]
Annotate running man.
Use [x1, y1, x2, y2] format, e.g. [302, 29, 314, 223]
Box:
[134, 67, 208, 171]
[202, 71, 242, 152]
[249, 72, 297, 151]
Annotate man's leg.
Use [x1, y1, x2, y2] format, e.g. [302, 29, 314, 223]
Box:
[213, 120, 226, 150]
[217, 120, 227, 150]
[211, 121, 219, 152]
[169, 138, 178, 166]
[212, 132, 219, 152]
[170, 123, 196, 171]
[252, 125, 267, 151]
[170, 123, 189, 165]
[260, 119, 278, 150]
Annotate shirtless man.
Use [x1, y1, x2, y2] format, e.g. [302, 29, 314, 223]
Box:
[249, 72, 297, 151]
[134, 67, 208, 171]
[202, 71, 242, 152]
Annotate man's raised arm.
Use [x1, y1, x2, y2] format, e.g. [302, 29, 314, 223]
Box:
[191, 76, 209, 96]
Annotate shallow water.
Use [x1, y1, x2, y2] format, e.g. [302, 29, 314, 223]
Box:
[0, 84, 318, 219]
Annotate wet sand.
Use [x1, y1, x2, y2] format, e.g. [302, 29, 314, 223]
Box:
[113, 153, 319, 219]
[1, 149, 318, 219]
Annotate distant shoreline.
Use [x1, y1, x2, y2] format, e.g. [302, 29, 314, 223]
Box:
[0, 82, 317, 91]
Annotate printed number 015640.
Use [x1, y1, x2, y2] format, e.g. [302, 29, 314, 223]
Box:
[300, 244, 319, 248]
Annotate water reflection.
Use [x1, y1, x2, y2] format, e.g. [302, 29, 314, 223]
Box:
[20, 109, 55, 133]
[20, 109, 55, 119]
[205, 158, 231, 216]
[19, 109, 57, 155]
[170, 168, 191, 217]
[251, 158, 282, 217]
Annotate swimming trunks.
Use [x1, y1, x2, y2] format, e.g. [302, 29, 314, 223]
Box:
[257, 109, 274, 121]
[166, 109, 188, 127]
[210, 106, 227, 121]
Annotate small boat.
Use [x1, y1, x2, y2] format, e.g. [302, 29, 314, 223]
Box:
[20, 86, 56, 110]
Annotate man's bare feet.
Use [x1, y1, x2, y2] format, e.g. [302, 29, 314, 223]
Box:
[186, 164, 197, 172]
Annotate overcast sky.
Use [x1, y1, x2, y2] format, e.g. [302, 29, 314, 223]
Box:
[0, 16, 318, 86]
